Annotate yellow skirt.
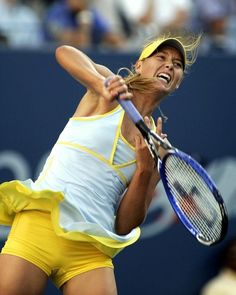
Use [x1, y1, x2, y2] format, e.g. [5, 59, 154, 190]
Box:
[0, 180, 140, 258]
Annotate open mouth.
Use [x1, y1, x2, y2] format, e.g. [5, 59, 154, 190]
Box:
[157, 72, 171, 85]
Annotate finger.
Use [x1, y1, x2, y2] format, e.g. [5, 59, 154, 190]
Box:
[144, 116, 151, 128]
[119, 92, 133, 100]
[108, 78, 130, 98]
[134, 134, 142, 148]
[104, 75, 114, 87]
[104, 76, 119, 100]
[109, 81, 127, 92]
[110, 85, 128, 97]
[161, 133, 167, 139]
[105, 75, 121, 85]
[156, 117, 162, 136]
[107, 76, 125, 90]
[105, 75, 122, 91]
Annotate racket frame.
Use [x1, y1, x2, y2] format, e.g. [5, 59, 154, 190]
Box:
[160, 149, 228, 245]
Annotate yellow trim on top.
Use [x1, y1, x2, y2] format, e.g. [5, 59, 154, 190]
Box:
[57, 141, 128, 185]
[119, 131, 135, 150]
[114, 159, 136, 169]
[70, 105, 121, 121]
[109, 110, 125, 164]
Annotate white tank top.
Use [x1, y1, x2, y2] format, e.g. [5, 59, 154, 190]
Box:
[34, 105, 140, 250]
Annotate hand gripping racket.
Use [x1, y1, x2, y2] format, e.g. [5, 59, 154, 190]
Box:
[117, 98, 228, 246]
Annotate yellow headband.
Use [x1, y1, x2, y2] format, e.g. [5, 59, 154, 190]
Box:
[138, 38, 186, 70]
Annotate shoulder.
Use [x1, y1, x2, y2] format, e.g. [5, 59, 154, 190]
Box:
[73, 90, 118, 117]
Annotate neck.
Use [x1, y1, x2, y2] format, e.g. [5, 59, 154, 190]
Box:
[132, 91, 163, 117]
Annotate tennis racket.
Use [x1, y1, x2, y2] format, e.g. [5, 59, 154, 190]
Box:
[117, 98, 228, 246]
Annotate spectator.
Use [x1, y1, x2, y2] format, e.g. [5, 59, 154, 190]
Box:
[117, 0, 194, 48]
[150, 0, 193, 34]
[0, 0, 43, 48]
[90, 0, 127, 38]
[24, 0, 57, 18]
[227, 0, 236, 53]
[200, 239, 236, 295]
[191, 0, 236, 54]
[43, 0, 125, 49]
[24, 0, 48, 18]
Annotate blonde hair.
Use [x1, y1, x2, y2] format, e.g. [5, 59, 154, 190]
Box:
[119, 32, 202, 93]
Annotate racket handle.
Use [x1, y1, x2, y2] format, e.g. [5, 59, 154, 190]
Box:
[117, 98, 143, 124]
[117, 98, 153, 139]
[117, 98, 173, 150]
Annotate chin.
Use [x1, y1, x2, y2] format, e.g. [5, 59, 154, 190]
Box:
[154, 86, 169, 98]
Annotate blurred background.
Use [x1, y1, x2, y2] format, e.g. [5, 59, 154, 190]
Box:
[0, 0, 236, 295]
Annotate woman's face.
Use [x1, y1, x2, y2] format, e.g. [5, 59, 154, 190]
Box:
[136, 45, 184, 97]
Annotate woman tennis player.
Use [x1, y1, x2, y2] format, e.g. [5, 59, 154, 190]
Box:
[0, 32, 200, 294]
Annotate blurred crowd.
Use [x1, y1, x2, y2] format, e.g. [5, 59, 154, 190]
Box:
[1, 0, 236, 55]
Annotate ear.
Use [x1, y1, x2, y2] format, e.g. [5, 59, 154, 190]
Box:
[176, 75, 184, 89]
[135, 60, 142, 74]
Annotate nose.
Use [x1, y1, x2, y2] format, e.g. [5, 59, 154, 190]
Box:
[164, 62, 174, 70]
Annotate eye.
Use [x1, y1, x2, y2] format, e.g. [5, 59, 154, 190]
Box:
[174, 60, 183, 69]
[155, 53, 165, 60]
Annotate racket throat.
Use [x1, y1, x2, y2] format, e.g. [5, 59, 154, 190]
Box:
[136, 120, 150, 137]
[137, 120, 172, 150]
[144, 138, 159, 166]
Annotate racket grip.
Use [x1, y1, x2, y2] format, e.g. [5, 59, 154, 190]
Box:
[117, 98, 143, 124]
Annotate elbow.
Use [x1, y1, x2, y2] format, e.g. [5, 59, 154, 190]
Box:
[55, 45, 70, 62]
[115, 218, 144, 236]
[55, 45, 81, 72]
[55, 45, 79, 65]
[115, 219, 131, 235]
[115, 226, 132, 236]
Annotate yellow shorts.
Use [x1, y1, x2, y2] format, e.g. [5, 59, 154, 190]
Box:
[1, 210, 113, 288]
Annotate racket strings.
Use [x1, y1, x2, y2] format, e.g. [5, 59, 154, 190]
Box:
[164, 155, 222, 242]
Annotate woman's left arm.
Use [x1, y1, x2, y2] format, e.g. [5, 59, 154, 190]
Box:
[115, 117, 168, 235]
[115, 133, 160, 235]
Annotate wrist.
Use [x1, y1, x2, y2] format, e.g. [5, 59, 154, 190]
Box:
[135, 165, 160, 185]
[92, 75, 106, 94]
[135, 166, 154, 179]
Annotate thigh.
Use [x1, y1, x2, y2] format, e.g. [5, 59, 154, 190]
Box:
[62, 267, 117, 295]
[0, 211, 57, 295]
[0, 254, 48, 295]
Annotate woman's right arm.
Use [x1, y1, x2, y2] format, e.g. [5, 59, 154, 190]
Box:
[55, 46, 132, 116]
[55, 45, 111, 95]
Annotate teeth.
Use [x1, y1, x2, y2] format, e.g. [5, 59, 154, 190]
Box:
[157, 73, 171, 83]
